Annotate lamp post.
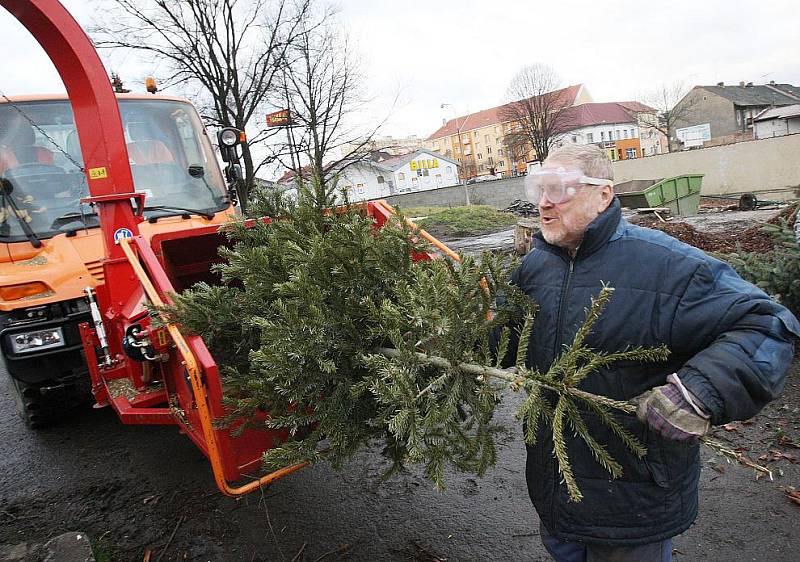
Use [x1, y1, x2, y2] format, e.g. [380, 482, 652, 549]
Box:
[440, 103, 471, 206]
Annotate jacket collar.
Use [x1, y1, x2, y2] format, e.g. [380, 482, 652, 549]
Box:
[535, 197, 622, 260]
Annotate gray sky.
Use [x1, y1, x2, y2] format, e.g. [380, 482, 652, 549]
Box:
[1, 1, 798, 143]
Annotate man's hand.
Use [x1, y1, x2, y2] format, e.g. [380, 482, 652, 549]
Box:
[633, 374, 711, 442]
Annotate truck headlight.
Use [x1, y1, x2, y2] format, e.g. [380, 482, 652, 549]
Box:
[9, 327, 65, 354]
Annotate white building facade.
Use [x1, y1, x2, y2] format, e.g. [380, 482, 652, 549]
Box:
[335, 149, 461, 202]
[754, 104, 800, 139]
[383, 150, 460, 194]
[556, 123, 639, 147]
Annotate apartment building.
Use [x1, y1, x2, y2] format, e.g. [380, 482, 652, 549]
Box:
[425, 84, 592, 179]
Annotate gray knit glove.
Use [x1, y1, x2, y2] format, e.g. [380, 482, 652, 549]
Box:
[633, 374, 711, 441]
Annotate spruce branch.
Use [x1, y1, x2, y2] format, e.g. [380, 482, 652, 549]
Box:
[552, 397, 582, 501]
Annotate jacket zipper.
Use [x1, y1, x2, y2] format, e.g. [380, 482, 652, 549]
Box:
[553, 258, 574, 353]
[550, 256, 574, 524]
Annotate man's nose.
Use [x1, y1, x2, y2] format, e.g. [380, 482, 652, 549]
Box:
[538, 192, 554, 208]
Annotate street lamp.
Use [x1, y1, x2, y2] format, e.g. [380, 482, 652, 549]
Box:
[440, 103, 471, 206]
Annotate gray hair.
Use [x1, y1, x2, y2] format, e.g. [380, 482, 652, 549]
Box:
[545, 144, 614, 181]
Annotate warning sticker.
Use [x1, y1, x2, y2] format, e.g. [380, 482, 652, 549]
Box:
[88, 167, 108, 180]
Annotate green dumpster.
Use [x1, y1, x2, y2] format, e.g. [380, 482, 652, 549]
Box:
[615, 174, 704, 216]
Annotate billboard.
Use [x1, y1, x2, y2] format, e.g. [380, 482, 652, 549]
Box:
[676, 123, 711, 146]
[266, 109, 293, 127]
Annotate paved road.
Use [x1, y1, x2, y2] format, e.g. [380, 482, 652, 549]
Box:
[0, 374, 549, 561]
[2, 368, 798, 562]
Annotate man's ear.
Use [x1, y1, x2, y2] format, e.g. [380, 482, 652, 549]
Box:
[597, 186, 614, 212]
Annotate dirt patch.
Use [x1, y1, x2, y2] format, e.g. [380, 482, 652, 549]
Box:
[632, 205, 798, 254]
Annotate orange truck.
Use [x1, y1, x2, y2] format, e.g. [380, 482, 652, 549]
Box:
[0, 92, 239, 427]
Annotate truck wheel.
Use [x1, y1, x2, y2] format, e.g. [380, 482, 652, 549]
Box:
[8, 373, 92, 429]
[10, 377, 48, 429]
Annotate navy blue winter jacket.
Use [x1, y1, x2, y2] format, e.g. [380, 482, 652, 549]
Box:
[502, 198, 799, 545]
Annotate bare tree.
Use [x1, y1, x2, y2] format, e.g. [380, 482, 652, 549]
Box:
[499, 64, 576, 163]
[642, 81, 697, 152]
[278, 19, 381, 196]
[92, 0, 327, 210]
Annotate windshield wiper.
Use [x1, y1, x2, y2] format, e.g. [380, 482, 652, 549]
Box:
[50, 211, 99, 230]
[143, 205, 215, 221]
[0, 185, 42, 248]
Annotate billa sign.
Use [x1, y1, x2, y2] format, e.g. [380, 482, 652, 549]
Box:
[409, 158, 439, 170]
[266, 109, 293, 127]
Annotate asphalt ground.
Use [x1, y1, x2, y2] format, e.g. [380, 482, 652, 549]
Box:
[1, 367, 798, 562]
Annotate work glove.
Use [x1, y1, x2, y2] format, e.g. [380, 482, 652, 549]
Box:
[633, 374, 711, 442]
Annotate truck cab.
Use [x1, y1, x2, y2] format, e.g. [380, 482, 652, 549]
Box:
[0, 93, 237, 426]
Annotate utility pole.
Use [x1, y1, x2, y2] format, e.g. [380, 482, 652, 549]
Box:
[441, 103, 471, 206]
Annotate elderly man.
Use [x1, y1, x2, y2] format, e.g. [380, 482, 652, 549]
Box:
[501, 144, 799, 561]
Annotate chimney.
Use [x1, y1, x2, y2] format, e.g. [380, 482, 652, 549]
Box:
[716, 81, 724, 87]
[769, 80, 776, 85]
[746, 82, 754, 87]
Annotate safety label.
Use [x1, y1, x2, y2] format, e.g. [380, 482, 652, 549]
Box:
[113, 228, 134, 244]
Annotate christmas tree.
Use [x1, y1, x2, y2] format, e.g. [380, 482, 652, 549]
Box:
[164, 180, 669, 501]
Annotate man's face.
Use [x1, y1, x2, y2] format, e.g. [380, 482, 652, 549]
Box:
[536, 159, 613, 251]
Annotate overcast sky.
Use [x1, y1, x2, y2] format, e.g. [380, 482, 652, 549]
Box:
[1, 0, 798, 166]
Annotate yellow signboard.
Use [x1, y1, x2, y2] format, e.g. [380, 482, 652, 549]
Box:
[410, 159, 439, 170]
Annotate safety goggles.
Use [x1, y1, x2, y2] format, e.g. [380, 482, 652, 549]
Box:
[524, 167, 613, 205]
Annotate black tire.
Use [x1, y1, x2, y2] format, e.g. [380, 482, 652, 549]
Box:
[739, 193, 758, 211]
[8, 372, 92, 429]
[10, 377, 48, 429]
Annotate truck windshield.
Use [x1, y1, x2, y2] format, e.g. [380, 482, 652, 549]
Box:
[0, 98, 229, 242]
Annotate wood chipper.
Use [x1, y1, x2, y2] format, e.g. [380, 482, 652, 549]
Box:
[0, 0, 454, 497]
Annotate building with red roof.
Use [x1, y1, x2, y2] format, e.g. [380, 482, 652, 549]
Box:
[551, 101, 664, 160]
[424, 84, 591, 179]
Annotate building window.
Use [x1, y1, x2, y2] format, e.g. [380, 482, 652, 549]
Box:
[630, 129, 635, 137]
[498, 160, 505, 167]
[626, 148, 636, 159]
[445, 166, 452, 176]
[571, 135, 577, 143]
[377, 175, 385, 184]
[488, 156, 494, 165]
[477, 153, 482, 160]
[601, 131, 605, 140]
[484, 134, 490, 142]
[608, 130, 613, 140]
[478, 164, 485, 171]
[423, 169, 429, 176]
[587, 132, 593, 143]
[398, 172, 405, 183]
[498, 148, 504, 156]
[432, 142, 439, 150]
[487, 146, 492, 154]
[623, 130, 628, 139]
